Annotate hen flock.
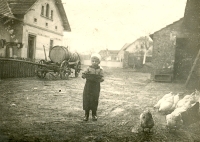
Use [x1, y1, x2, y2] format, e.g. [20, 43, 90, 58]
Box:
[140, 90, 200, 132]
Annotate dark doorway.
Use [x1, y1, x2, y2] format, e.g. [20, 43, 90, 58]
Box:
[28, 34, 36, 60]
[174, 38, 193, 80]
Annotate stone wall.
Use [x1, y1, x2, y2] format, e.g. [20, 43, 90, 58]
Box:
[151, 19, 200, 81]
[151, 20, 182, 80]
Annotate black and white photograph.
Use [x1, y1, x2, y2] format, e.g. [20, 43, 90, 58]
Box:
[1, 0, 200, 141]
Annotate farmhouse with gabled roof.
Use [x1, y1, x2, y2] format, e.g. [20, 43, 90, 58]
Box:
[0, 0, 71, 60]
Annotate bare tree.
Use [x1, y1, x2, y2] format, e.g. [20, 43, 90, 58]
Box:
[142, 36, 151, 64]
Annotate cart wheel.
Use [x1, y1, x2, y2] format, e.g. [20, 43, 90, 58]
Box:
[36, 60, 46, 78]
[60, 60, 70, 80]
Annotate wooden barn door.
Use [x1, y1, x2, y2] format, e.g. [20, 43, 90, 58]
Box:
[28, 34, 36, 60]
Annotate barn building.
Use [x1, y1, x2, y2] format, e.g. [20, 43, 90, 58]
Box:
[150, 0, 200, 88]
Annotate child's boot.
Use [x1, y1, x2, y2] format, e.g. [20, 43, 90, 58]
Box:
[92, 110, 97, 121]
[83, 110, 89, 121]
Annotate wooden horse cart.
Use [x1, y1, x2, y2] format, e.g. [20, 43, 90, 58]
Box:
[36, 46, 81, 79]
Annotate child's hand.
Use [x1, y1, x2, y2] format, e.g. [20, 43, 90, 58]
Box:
[100, 78, 104, 82]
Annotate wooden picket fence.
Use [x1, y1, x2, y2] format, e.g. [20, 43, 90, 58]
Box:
[0, 58, 38, 79]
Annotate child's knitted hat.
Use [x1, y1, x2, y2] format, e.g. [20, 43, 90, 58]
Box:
[91, 53, 101, 62]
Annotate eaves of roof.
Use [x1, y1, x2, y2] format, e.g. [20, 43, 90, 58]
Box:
[0, 0, 15, 18]
[150, 18, 183, 39]
[123, 38, 144, 51]
[55, 0, 71, 31]
[7, 0, 37, 15]
[119, 43, 131, 52]
[6, 0, 71, 31]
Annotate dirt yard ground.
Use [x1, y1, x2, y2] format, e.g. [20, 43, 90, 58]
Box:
[0, 65, 200, 142]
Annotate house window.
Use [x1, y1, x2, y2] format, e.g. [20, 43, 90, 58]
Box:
[34, 18, 37, 23]
[51, 10, 53, 19]
[46, 4, 49, 17]
[50, 40, 53, 49]
[46, 23, 48, 27]
[55, 26, 57, 30]
[41, 6, 44, 15]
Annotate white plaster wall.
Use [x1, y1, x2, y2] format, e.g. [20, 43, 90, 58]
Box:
[126, 40, 140, 53]
[117, 51, 124, 62]
[0, 47, 6, 57]
[0, 23, 11, 57]
[83, 60, 123, 68]
[21, 0, 65, 59]
[24, 0, 64, 34]
[22, 24, 63, 60]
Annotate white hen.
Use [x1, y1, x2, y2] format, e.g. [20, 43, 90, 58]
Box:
[171, 93, 183, 110]
[176, 92, 197, 110]
[166, 111, 183, 131]
[154, 92, 174, 109]
[159, 95, 175, 114]
[155, 93, 183, 114]
[166, 90, 200, 131]
[166, 106, 186, 131]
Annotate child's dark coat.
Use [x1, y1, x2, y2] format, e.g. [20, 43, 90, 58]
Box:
[82, 65, 104, 111]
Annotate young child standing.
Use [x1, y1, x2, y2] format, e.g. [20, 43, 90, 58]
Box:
[82, 53, 104, 121]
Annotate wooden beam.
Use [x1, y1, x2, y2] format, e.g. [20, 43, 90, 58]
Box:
[185, 48, 200, 87]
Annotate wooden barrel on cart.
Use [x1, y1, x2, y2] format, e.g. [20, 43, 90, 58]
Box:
[49, 46, 80, 64]
[70, 52, 80, 62]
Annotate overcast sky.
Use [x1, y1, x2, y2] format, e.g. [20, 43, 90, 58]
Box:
[62, 0, 187, 53]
